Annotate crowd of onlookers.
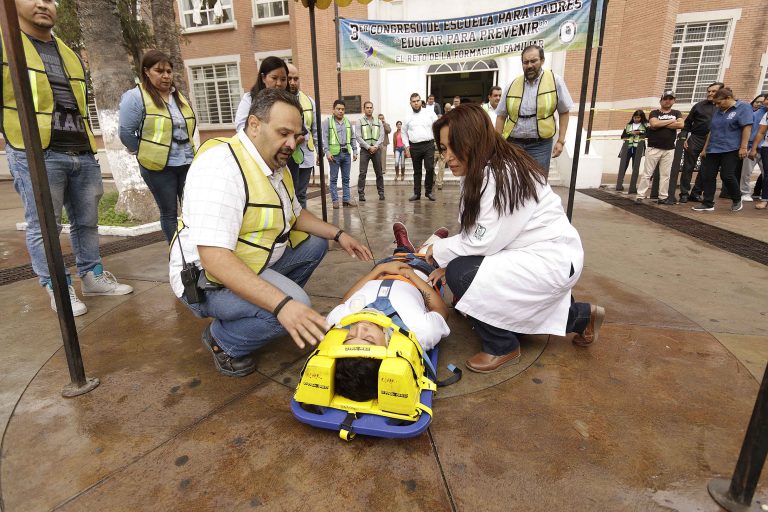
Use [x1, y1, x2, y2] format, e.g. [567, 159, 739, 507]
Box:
[621, 83, 767, 212]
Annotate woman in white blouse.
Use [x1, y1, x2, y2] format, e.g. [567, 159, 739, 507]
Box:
[426, 104, 605, 373]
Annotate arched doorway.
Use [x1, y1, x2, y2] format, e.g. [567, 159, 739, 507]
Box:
[427, 59, 499, 107]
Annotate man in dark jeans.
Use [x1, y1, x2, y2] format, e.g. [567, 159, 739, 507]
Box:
[692, 87, 753, 212]
[679, 82, 723, 202]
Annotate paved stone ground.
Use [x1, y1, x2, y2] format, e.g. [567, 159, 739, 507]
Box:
[1, 182, 767, 511]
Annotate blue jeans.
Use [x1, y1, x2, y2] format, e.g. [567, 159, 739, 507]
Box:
[139, 163, 189, 243]
[8, 147, 103, 286]
[287, 158, 312, 209]
[445, 255, 591, 355]
[509, 138, 554, 177]
[394, 147, 405, 167]
[761, 147, 768, 201]
[182, 234, 328, 358]
[328, 151, 351, 202]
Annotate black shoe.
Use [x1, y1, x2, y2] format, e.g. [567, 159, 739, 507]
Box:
[379, 194, 385, 200]
[679, 195, 689, 203]
[689, 194, 702, 202]
[616, 185, 624, 192]
[426, 193, 436, 201]
[409, 194, 420, 201]
[657, 199, 676, 205]
[719, 192, 730, 199]
[359, 196, 366, 202]
[201, 325, 256, 377]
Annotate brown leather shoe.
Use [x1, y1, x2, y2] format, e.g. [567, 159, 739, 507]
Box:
[573, 305, 606, 347]
[465, 349, 521, 373]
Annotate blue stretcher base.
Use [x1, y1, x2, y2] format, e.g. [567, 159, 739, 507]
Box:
[290, 347, 438, 439]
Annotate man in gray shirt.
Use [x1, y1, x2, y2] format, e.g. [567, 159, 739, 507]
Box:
[354, 101, 386, 201]
[495, 45, 573, 178]
[322, 99, 358, 208]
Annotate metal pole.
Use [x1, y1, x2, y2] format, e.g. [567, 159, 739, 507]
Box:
[308, 0, 328, 221]
[334, 3, 342, 100]
[566, 0, 600, 221]
[584, 0, 609, 155]
[708, 361, 768, 511]
[0, 0, 98, 397]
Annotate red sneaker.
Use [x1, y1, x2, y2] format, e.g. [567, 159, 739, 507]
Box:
[392, 222, 416, 253]
[433, 227, 449, 239]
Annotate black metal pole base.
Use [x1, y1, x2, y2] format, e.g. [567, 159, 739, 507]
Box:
[708, 478, 765, 512]
[62, 377, 100, 398]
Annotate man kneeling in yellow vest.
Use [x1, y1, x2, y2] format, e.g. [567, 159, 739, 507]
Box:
[169, 88, 373, 377]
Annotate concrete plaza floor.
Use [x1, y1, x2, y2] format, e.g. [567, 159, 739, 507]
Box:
[1, 180, 767, 511]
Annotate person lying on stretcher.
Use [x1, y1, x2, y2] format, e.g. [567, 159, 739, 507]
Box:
[326, 223, 451, 401]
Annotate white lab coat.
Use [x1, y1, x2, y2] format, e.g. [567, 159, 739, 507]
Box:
[431, 168, 584, 335]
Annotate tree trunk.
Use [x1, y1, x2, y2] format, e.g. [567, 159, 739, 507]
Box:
[150, 0, 188, 96]
[73, 0, 158, 222]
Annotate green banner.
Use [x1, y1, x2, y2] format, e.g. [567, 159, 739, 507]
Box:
[339, 0, 602, 70]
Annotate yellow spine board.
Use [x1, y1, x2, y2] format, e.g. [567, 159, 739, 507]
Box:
[294, 311, 435, 422]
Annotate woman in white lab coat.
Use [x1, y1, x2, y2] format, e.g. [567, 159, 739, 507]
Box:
[426, 104, 605, 373]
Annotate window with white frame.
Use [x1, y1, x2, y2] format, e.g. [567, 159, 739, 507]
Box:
[189, 62, 241, 125]
[86, 80, 100, 132]
[762, 66, 768, 95]
[253, 0, 289, 21]
[87, 97, 100, 132]
[665, 20, 730, 104]
[180, 0, 233, 29]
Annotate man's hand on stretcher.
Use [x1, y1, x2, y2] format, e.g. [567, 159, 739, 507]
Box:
[275, 300, 329, 350]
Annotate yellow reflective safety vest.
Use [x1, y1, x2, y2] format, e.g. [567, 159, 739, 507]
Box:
[0, 32, 97, 152]
[501, 70, 558, 140]
[292, 90, 315, 164]
[137, 85, 196, 171]
[360, 116, 381, 145]
[193, 135, 309, 283]
[328, 117, 352, 156]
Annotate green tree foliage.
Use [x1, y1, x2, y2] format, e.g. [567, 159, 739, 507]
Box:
[54, 0, 154, 76]
[53, 0, 83, 51]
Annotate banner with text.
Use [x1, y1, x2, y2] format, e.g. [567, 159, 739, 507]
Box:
[339, 0, 602, 70]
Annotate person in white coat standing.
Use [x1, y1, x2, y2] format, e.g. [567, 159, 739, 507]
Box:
[426, 105, 605, 373]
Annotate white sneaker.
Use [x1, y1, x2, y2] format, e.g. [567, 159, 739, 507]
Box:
[47, 285, 88, 316]
[81, 265, 134, 296]
[741, 194, 754, 202]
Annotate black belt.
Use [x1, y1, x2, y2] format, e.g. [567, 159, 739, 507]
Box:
[173, 137, 190, 144]
[340, 148, 349, 153]
[411, 140, 434, 145]
[58, 150, 92, 156]
[517, 114, 537, 119]
[507, 137, 548, 144]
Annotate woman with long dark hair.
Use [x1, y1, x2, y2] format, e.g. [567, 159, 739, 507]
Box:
[119, 50, 196, 243]
[425, 104, 604, 373]
[616, 109, 649, 191]
[234, 56, 288, 132]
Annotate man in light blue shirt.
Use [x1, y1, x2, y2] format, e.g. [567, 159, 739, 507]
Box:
[495, 45, 573, 177]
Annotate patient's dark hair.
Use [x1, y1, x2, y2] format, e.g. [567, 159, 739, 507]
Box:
[334, 358, 381, 402]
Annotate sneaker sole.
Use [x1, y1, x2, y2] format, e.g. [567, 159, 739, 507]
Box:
[201, 327, 255, 377]
[82, 289, 134, 296]
[51, 304, 88, 316]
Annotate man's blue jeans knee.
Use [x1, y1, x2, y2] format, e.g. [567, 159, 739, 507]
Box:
[328, 152, 351, 202]
[7, 147, 103, 286]
[183, 234, 328, 358]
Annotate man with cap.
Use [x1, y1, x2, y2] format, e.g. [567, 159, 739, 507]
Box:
[635, 90, 684, 204]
